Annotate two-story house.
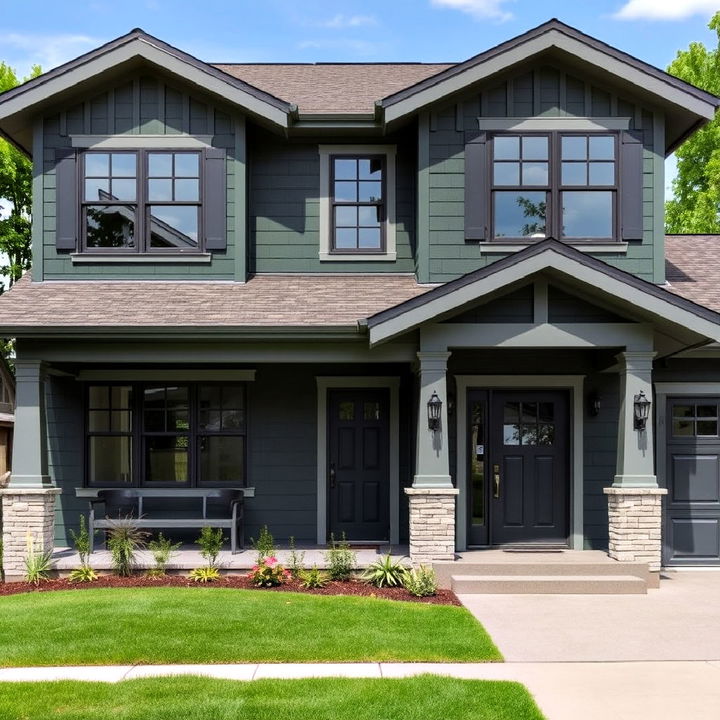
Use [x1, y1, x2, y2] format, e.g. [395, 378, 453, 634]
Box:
[1, 19, 720, 586]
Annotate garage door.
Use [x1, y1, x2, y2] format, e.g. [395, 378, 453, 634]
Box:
[665, 398, 720, 566]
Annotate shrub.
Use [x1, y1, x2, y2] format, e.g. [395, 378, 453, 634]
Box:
[189, 566, 221, 583]
[196, 527, 224, 568]
[106, 516, 149, 577]
[69, 565, 98, 583]
[23, 533, 52, 586]
[68, 515, 93, 567]
[325, 533, 356, 581]
[403, 565, 438, 597]
[299, 565, 329, 589]
[148, 533, 181, 576]
[250, 525, 275, 563]
[362, 554, 409, 588]
[248, 556, 291, 587]
[287, 536, 305, 577]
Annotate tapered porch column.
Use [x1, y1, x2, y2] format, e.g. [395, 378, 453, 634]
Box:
[406, 351, 458, 564]
[604, 351, 666, 572]
[1, 361, 60, 580]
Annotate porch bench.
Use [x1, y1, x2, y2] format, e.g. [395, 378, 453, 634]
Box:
[85, 488, 248, 555]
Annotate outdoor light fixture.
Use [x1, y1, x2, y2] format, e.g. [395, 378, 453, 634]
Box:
[633, 391, 651, 431]
[587, 391, 601, 417]
[427, 391, 442, 431]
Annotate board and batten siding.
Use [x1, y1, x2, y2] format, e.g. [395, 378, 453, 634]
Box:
[248, 127, 416, 274]
[425, 64, 663, 284]
[40, 74, 243, 281]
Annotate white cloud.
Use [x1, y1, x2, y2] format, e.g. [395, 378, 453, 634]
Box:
[613, 0, 719, 20]
[0, 33, 99, 77]
[430, 0, 514, 22]
[318, 14, 378, 29]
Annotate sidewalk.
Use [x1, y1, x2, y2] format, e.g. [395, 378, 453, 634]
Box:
[1, 661, 720, 720]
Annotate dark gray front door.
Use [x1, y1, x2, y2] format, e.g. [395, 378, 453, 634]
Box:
[665, 398, 720, 566]
[490, 390, 569, 545]
[328, 389, 390, 541]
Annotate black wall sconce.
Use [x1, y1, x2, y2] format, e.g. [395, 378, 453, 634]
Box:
[427, 391, 442, 431]
[587, 391, 601, 417]
[633, 391, 651, 431]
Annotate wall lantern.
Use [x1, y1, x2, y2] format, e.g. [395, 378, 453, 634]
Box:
[633, 391, 651, 431]
[587, 391, 601, 418]
[427, 391, 443, 431]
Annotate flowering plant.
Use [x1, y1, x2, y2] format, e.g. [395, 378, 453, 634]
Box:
[248, 556, 291, 587]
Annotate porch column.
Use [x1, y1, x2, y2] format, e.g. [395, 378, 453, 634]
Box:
[1, 361, 60, 581]
[406, 351, 458, 564]
[604, 351, 666, 572]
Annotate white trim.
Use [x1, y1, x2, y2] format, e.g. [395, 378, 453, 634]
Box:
[71, 253, 212, 264]
[315, 376, 400, 545]
[318, 145, 397, 262]
[477, 117, 631, 131]
[71, 135, 215, 148]
[477, 242, 628, 255]
[455, 374, 585, 551]
[78, 369, 257, 381]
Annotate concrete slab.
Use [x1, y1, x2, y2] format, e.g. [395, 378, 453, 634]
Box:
[459, 570, 720, 661]
[124, 664, 257, 681]
[0, 666, 133, 682]
[254, 663, 382, 679]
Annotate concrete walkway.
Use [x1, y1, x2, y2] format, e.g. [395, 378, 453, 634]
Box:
[1, 661, 720, 720]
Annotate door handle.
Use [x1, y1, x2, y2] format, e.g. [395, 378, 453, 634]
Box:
[329, 463, 336, 489]
[493, 464, 500, 498]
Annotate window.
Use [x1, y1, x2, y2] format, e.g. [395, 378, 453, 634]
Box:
[318, 145, 397, 261]
[86, 383, 247, 487]
[672, 403, 719, 438]
[82, 150, 202, 252]
[490, 133, 617, 242]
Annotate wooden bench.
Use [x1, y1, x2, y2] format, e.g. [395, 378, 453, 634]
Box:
[87, 488, 245, 554]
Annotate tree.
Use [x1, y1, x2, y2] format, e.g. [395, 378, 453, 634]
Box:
[666, 13, 720, 233]
[0, 62, 40, 289]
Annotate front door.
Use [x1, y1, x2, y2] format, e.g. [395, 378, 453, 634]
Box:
[327, 388, 390, 541]
[467, 389, 569, 546]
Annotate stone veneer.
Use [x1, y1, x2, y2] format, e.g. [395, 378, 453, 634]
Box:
[604, 487, 667, 572]
[1, 487, 61, 580]
[405, 487, 459, 564]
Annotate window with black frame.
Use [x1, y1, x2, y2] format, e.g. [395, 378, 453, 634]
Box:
[87, 385, 133, 485]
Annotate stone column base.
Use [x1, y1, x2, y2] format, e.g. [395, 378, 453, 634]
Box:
[1, 487, 61, 581]
[604, 487, 667, 572]
[405, 487, 459, 565]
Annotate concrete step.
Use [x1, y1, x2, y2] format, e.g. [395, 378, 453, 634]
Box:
[451, 574, 648, 595]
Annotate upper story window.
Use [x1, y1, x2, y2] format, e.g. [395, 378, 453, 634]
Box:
[82, 150, 202, 252]
[490, 133, 617, 242]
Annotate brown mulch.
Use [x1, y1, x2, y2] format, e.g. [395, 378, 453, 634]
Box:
[0, 574, 460, 606]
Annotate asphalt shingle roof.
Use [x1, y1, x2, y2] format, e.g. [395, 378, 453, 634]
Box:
[665, 235, 720, 313]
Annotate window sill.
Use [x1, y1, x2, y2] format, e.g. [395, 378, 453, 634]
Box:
[476, 242, 628, 255]
[319, 251, 397, 262]
[71, 253, 213, 264]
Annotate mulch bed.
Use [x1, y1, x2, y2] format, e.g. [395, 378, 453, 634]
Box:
[0, 574, 460, 605]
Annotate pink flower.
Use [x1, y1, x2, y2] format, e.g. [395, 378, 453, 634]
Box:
[251, 565, 258, 571]
[266, 557, 277, 566]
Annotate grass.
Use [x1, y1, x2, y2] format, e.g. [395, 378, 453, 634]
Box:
[0, 588, 501, 666]
[0, 676, 544, 720]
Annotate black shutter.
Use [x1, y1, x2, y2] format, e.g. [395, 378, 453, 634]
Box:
[464, 132, 488, 241]
[55, 147, 78, 251]
[620, 130, 644, 241]
[204, 147, 227, 251]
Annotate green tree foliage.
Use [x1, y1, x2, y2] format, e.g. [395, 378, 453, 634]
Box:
[0, 63, 40, 288]
[666, 13, 720, 233]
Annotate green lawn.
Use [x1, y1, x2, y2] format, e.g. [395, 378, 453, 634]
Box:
[0, 676, 543, 720]
[0, 588, 501, 666]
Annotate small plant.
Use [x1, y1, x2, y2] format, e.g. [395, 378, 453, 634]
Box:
[248, 556, 291, 587]
[299, 565, 329, 589]
[288, 536, 306, 577]
[68, 565, 98, 583]
[197, 526, 224, 568]
[362, 554, 409, 588]
[325, 533, 356, 581]
[250, 525, 275, 562]
[189, 566, 221, 583]
[23, 533, 53, 586]
[403, 565, 438, 597]
[106, 515, 149, 577]
[148, 533, 181, 576]
[68, 515, 93, 567]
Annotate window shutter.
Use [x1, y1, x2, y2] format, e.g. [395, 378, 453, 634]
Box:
[203, 147, 227, 251]
[620, 130, 643, 241]
[55, 147, 78, 251]
[464, 132, 488, 241]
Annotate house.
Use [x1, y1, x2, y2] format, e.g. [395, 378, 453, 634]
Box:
[0, 356, 15, 481]
[0, 18, 719, 583]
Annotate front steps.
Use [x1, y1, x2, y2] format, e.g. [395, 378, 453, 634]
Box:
[434, 550, 655, 594]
